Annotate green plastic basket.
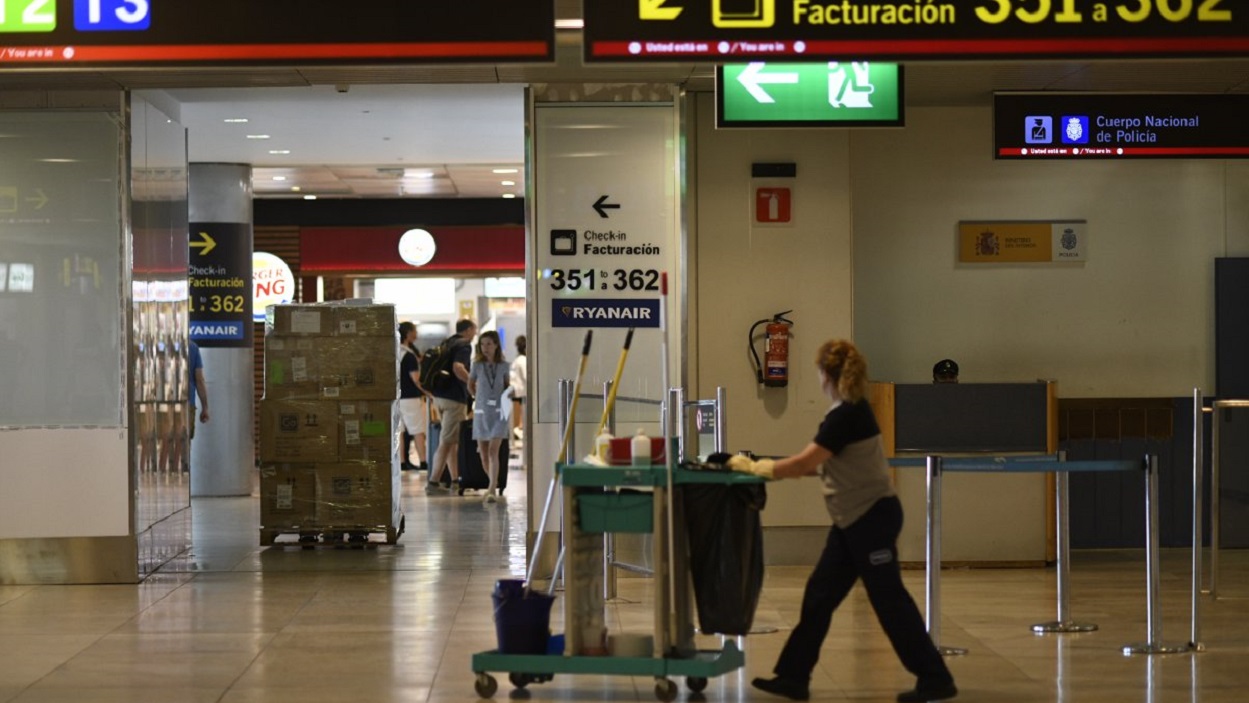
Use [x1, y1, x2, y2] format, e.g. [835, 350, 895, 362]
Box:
[577, 491, 653, 533]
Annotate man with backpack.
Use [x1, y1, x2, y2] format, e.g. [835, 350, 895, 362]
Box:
[424, 318, 477, 493]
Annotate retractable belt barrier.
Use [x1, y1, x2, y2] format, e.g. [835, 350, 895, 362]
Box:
[889, 453, 1199, 657]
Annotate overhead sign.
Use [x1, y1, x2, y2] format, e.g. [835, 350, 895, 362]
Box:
[718, 61, 903, 127]
[584, 0, 1249, 61]
[958, 221, 1087, 264]
[0, 1, 553, 66]
[994, 93, 1249, 159]
[189, 222, 252, 348]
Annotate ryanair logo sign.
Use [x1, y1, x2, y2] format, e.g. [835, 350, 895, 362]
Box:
[190, 321, 245, 340]
[552, 299, 661, 328]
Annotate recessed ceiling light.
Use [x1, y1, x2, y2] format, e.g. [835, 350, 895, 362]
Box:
[500, 180, 516, 186]
[246, 134, 270, 140]
[502, 193, 517, 199]
[492, 168, 519, 174]
[290, 186, 301, 192]
[39, 158, 78, 163]
[303, 195, 317, 200]
[223, 118, 249, 124]
[268, 150, 291, 155]
[273, 176, 287, 181]
[555, 18, 584, 29]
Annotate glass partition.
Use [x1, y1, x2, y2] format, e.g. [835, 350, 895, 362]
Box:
[0, 112, 124, 427]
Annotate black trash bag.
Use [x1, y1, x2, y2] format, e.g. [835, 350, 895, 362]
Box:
[682, 483, 767, 635]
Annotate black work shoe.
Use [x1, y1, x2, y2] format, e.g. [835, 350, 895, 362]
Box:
[897, 681, 957, 702]
[751, 676, 810, 701]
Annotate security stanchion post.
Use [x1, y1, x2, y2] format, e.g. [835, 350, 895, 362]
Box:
[1190, 389, 1204, 651]
[926, 455, 968, 656]
[1033, 452, 1098, 634]
[602, 381, 617, 603]
[714, 386, 727, 454]
[1124, 454, 1190, 656]
[1210, 401, 1221, 599]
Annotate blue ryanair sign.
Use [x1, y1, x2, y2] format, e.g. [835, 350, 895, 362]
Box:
[552, 298, 661, 328]
[190, 321, 245, 341]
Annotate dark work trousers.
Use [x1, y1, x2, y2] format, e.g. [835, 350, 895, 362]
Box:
[773, 496, 952, 687]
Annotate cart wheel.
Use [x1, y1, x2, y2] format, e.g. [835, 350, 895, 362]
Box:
[654, 678, 678, 702]
[687, 677, 708, 693]
[508, 673, 530, 689]
[474, 673, 498, 698]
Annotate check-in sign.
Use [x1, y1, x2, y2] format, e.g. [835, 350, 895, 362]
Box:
[718, 62, 902, 127]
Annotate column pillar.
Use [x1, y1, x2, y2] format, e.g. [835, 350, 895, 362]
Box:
[189, 163, 254, 497]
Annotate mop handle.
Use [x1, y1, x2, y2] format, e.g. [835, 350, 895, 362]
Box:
[556, 331, 594, 464]
[526, 330, 593, 588]
[594, 328, 635, 437]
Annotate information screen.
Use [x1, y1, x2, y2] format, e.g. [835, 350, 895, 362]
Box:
[994, 93, 1249, 159]
[0, 0, 553, 66]
[584, 0, 1249, 62]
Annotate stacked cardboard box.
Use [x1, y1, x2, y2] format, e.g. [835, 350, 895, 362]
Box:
[258, 302, 402, 539]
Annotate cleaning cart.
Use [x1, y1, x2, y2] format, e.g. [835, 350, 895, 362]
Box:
[470, 462, 764, 701]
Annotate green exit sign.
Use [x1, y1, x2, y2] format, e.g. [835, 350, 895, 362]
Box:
[717, 62, 904, 129]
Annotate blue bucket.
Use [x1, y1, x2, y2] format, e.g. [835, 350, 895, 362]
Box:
[492, 579, 555, 654]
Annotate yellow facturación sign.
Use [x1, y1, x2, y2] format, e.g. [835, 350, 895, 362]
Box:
[958, 221, 1086, 264]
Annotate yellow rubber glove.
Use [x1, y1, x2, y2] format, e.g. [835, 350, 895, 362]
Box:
[726, 455, 775, 479]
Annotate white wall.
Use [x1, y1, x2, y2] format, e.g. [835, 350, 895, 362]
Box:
[853, 106, 1237, 397]
[692, 93, 854, 527]
[690, 99, 1248, 533]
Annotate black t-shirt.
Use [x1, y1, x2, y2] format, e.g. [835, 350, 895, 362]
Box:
[399, 346, 421, 399]
[432, 336, 473, 404]
[813, 399, 881, 454]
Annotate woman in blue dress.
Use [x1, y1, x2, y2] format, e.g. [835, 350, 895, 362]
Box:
[468, 331, 510, 503]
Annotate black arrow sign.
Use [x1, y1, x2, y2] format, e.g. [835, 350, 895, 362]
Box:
[593, 195, 620, 219]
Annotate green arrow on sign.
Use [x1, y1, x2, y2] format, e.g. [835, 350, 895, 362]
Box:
[718, 61, 903, 128]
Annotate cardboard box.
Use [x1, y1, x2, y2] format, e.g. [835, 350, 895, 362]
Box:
[315, 461, 392, 527]
[318, 343, 398, 400]
[259, 464, 318, 528]
[263, 336, 322, 400]
[266, 304, 329, 337]
[333, 304, 396, 337]
[259, 399, 339, 463]
[338, 400, 395, 462]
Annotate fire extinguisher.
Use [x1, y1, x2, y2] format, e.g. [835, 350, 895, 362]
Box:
[749, 310, 794, 388]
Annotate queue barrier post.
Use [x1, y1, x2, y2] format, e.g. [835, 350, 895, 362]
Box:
[1123, 454, 1191, 656]
[925, 455, 968, 657]
[1032, 451, 1098, 635]
[1190, 389, 1205, 651]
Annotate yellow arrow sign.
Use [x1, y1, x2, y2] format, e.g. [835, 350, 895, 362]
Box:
[190, 231, 217, 256]
[24, 188, 48, 210]
[640, 0, 682, 20]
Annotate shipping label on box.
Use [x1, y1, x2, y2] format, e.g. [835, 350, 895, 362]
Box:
[259, 464, 318, 528]
[267, 304, 329, 336]
[319, 344, 398, 400]
[339, 400, 394, 462]
[259, 399, 340, 463]
[315, 461, 392, 526]
[264, 337, 321, 400]
[333, 305, 396, 337]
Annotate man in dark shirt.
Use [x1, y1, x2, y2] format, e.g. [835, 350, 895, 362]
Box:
[397, 322, 427, 472]
[427, 318, 477, 492]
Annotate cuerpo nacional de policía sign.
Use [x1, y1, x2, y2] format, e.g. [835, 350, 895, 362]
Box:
[994, 93, 1249, 159]
[584, 0, 1249, 61]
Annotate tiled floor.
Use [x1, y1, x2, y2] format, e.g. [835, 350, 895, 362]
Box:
[1, 466, 1246, 702]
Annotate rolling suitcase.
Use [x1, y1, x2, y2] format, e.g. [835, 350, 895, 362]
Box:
[456, 420, 510, 495]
